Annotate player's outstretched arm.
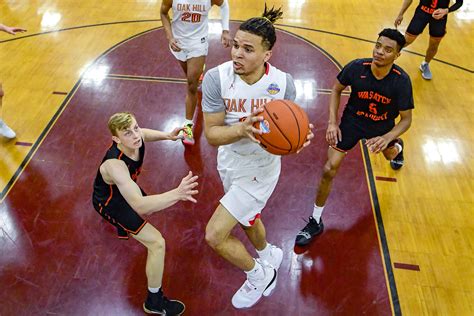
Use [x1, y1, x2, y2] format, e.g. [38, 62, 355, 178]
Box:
[204, 109, 264, 146]
[103, 160, 199, 215]
[0, 23, 26, 35]
[141, 127, 184, 142]
[394, 0, 414, 27]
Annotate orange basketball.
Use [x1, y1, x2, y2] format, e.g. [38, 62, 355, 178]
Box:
[254, 99, 309, 155]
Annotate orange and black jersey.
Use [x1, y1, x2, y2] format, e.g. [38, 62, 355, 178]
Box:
[337, 58, 414, 128]
[92, 141, 145, 208]
[416, 0, 463, 15]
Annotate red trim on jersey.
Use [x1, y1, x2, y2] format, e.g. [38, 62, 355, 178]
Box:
[392, 69, 401, 75]
[362, 62, 371, 66]
[248, 213, 261, 226]
[265, 63, 270, 75]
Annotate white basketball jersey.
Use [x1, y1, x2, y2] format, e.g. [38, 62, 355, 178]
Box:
[171, 0, 211, 42]
[218, 61, 288, 156]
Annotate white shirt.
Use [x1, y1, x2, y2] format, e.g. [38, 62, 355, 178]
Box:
[202, 61, 296, 156]
[171, 0, 211, 43]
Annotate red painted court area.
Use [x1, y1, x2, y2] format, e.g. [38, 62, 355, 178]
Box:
[0, 25, 392, 315]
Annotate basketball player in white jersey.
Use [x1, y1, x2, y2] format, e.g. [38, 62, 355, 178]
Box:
[160, 0, 231, 146]
[202, 6, 313, 309]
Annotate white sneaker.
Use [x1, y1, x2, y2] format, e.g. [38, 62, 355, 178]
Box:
[260, 244, 283, 270]
[231, 260, 277, 309]
[0, 121, 16, 139]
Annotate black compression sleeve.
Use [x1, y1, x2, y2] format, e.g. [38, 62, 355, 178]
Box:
[448, 0, 463, 12]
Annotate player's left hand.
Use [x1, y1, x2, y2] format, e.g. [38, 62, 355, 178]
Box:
[432, 8, 448, 19]
[221, 30, 232, 48]
[297, 124, 315, 154]
[365, 136, 390, 153]
[168, 127, 185, 141]
[394, 14, 404, 28]
[1, 26, 26, 35]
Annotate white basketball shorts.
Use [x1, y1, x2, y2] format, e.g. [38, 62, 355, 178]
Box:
[169, 36, 208, 62]
[217, 147, 281, 226]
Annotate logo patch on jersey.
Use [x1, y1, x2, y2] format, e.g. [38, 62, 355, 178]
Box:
[258, 120, 271, 134]
[267, 83, 280, 95]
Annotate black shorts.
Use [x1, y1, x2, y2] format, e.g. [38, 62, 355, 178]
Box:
[93, 190, 147, 240]
[335, 112, 394, 152]
[406, 9, 447, 38]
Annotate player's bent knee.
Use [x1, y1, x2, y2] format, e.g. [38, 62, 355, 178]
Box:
[205, 226, 225, 250]
[429, 38, 442, 48]
[144, 234, 165, 252]
[187, 80, 199, 93]
[322, 162, 338, 179]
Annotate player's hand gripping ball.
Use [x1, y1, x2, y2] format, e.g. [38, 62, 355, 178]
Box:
[254, 99, 310, 155]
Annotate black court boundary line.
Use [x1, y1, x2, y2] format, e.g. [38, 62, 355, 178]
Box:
[0, 19, 160, 43]
[0, 27, 161, 201]
[0, 19, 471, 73]
[275, 22, 473, 74]
[362, 144, 401, 316]
[1, 23, 402, 315]
[107, 74, 187, 84]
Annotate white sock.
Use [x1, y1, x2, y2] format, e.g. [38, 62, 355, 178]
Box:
[245, 259, 264, 279]
[422, 61, 428, 65]
[394, 142, 402, 154]
[312, 204, 324, 223]
[184, 119, 193, 126]
[256, 243, 271, 259]
[148, 287, 160, 293]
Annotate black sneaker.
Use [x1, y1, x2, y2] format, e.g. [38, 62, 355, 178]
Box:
[143, 290, 185, 315]
[390, 138, 404, 170]
[295, 217, 324, 246]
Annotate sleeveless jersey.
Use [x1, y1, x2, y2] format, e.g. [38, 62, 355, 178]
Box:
[171, 0, 212, 42]
[218, 61, 288, 156]
[92, 141, 145, 207]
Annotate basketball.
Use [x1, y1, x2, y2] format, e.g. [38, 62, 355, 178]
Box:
[254, 99, 309, 155]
